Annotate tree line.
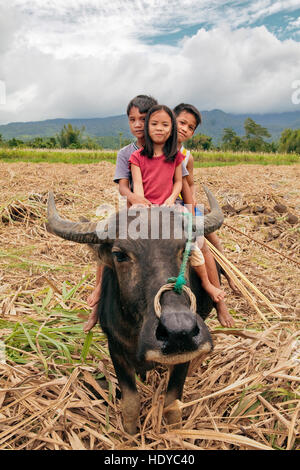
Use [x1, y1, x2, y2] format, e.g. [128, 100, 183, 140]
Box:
[0, 124, 131, 150]
[0, 118, 299, 153]
[186, 118, 300, 153]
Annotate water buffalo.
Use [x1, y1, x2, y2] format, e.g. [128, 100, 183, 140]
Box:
[46, 188, 224, 434]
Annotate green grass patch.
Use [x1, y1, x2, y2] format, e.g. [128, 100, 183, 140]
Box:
[0, 251, 76, 272]
[1, 274, 108, 372]
[0, 147, 117, 164]
[1, 147, 299, 166]
[192, 150, 300, 166]
[3, 312, 108, 369]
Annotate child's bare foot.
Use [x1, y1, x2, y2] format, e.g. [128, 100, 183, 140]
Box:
[216, 300, 235, 328]
[83, 305, 98, 333]
[203, 282, 226, 303]
[226, 275, 240, 295]
[87, 285, 101, 307]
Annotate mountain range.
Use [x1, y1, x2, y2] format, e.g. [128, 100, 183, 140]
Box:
[1, 109, 300, 144]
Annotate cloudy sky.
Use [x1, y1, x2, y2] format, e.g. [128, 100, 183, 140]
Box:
[0, 0, 300, 124]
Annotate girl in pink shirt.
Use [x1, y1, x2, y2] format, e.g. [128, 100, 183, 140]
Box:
[129, 105, 183, 207]
[129, 104, 225, 304]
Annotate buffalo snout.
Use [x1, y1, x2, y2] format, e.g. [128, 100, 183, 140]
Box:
[156, 311, 200, 355]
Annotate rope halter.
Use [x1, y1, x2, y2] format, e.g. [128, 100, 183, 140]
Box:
[154, 282, 197, 318]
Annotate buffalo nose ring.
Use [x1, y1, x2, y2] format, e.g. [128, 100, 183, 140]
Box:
[154, 283, 197, 319]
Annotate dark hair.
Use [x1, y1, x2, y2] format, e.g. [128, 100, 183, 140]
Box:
[141, 104, 178, 162]
[173, 103, 202, 128]
[127, 95, 158, 116]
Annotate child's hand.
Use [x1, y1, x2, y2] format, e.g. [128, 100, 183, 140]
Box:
[163, 196, 176, 207]
[131, 194, 152, 206]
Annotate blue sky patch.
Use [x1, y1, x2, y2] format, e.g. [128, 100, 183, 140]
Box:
[141, 23, 210, 46]
[140, 3, 300, 46]
[251, 10, 300, 41]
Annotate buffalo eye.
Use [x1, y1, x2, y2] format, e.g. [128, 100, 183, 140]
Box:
[112, 251, 130, 262]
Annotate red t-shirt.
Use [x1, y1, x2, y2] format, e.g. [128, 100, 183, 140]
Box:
[129, 149, 184, 205]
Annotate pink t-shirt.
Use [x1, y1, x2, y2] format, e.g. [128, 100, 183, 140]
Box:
[129, 149, 184, 205]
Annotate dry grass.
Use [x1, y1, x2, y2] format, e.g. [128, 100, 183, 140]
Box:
[0, 327, 299, 450]
[0, 161, 299, 450]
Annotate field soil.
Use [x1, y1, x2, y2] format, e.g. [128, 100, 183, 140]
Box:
[0, 161, 299, 450]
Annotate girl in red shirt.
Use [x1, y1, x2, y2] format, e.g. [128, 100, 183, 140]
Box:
[129, 104, 183, 206]
[129, 105, 225, 304]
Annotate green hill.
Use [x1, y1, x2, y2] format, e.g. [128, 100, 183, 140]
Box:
[1, 110, 300, 144]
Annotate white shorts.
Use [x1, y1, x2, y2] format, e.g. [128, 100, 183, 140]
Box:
[190, 244, 205, 266]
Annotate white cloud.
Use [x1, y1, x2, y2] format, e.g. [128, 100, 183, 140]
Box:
[12, 0, 299, 54]
[0, 1, 300, 124]
[0, 4, 22, 53]
[287, 16, 300, 31]
[175, 26, 300, 113]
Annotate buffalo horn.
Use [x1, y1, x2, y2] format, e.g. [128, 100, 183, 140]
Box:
[194, 185, 224, 236]
[47, 187, 223, 244]
[46, 192, 103, 243]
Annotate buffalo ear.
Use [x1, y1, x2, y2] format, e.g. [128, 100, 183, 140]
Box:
[87, 243, 114, 268]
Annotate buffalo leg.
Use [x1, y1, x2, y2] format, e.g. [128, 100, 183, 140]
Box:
[108, 346, 140, 435]
[164, 362, 189, 425]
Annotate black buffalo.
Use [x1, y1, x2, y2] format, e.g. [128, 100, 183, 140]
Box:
[46, 188, 224, 434]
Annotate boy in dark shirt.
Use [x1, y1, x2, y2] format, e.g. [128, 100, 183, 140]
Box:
[174, 102, 236, 327]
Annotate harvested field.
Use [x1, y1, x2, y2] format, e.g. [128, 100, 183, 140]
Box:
[0, 161, 299, 450]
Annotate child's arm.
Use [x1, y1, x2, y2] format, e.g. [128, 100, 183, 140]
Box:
[163, 164, 182, 207]
[186, 154, 196, 203]
[181, 177, 195, 214]
[130, 164, 147, 202]
[119, 178, 151, 206]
